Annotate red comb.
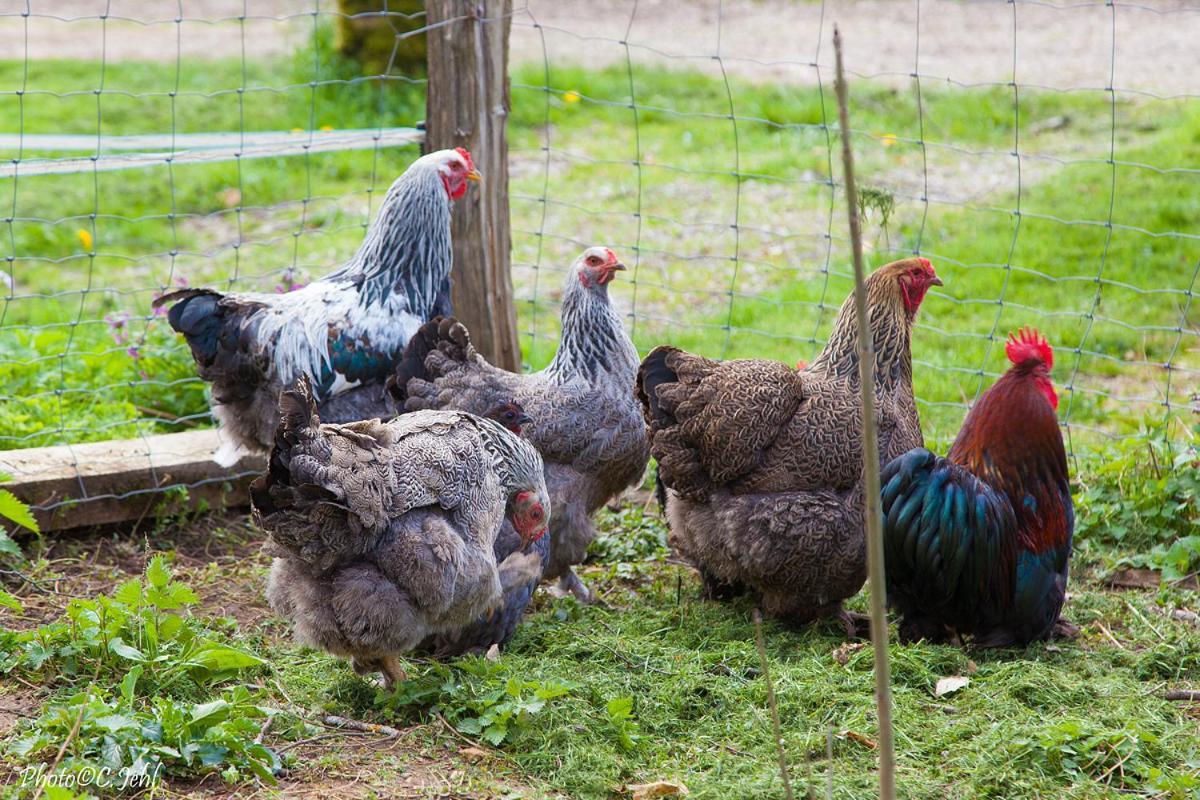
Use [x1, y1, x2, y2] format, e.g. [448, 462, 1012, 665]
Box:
[454, 146, 474, 169]
[1005, 327, 1053, 369]
[917, 257, 932, 269]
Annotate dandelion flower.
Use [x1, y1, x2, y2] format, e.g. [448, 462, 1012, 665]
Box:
[563, 90, 581, 104]
[881, 133, 899, 147]
[320, 125, 333, 131]
[77, 228, 93, 251]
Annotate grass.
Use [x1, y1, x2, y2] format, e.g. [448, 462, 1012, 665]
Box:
[0, 31, 1196, 453]
[2, 444, 1199, 799]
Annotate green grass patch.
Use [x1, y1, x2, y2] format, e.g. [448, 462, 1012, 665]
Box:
[0, 36, 1196, 462]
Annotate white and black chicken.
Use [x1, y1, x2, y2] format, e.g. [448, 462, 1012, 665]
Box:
[156, 148, 480, 465]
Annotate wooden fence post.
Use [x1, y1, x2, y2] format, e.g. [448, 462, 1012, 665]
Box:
[424, 0, 520, 371]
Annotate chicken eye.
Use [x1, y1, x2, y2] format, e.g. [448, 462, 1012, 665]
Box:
[587, 256, 602, 266]
[531, 508, 543, 520]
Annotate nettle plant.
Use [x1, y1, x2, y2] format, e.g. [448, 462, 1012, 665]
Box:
[3, 555, 263, 691]
[1073, 424, 1200, 581]
[0, 479, 38, 613]
[386, 659, 573, 746]
[3, 556, 282, 788]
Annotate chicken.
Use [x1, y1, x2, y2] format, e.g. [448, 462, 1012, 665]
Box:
[250, 376, 549, 688]
[637, 257, 941, 632]
[417, 402, 552, 657]
[390, 246, 650, 602]
[881, 328, 1073, 646]
[155, 148, 480, 466]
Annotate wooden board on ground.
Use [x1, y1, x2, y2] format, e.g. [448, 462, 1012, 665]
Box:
[0, 429, 266, 532]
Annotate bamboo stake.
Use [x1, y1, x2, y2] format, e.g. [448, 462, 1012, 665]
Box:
[832, 26, 897, 800]
[753, 609, 796, 800]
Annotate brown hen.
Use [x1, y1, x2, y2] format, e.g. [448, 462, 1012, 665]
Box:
[637, 257, 941, 633]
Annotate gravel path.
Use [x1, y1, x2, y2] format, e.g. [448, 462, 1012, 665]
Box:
[510, 0, 1200, 96]
[1, 0, 1196, 96]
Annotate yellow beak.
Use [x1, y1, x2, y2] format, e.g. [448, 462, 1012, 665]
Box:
[466, 169, 482, 183]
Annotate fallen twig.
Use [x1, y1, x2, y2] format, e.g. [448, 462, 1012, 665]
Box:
[254, 713, 275, 746]
[275, 731, 366, 754]
[1096, 621, 1125, 650]
[320, 714, 401, 737]
[1164, 690, 1200, 702]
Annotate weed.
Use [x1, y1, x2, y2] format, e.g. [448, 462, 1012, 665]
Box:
[1, 555, 264, 694]
[384, 659, 573, 747]
[1074, 423, 1200, 579]
[8, 684, 281, 789]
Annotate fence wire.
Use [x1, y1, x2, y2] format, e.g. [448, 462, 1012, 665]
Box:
[0, 0, 1196, 523]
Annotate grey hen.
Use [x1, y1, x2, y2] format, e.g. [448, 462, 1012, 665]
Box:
[390, 246, 649, 603]
[251, 375, 549, 688]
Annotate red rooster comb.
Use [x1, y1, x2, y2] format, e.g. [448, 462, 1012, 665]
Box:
[454, 147, 474, 170]
[1005, 327, 1053, 369]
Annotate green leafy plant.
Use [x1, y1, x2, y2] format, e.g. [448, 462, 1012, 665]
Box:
[1012, 718, 1181, 793]
[0, 476, 38, 613]
[1074, 424, 1200, 580]
[589, 505, 670, 564]
[1, 554, 264, 694]
[8, 683, 282, 789]
[386, 660, 572, 746]
[604, 696, 642, 752]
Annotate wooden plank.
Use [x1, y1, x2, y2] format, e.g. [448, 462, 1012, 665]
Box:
[0, 430, 266, 532]
[425, 0, 521, 372]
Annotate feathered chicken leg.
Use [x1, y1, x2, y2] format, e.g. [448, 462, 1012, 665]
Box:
[379, 656, 407, 690]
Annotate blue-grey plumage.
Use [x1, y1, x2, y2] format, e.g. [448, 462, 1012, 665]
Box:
[251, 375, 549, 690]
[393, 247, 650, 606]
[420, 520, 550, 657]
[155, 148, 480, 465]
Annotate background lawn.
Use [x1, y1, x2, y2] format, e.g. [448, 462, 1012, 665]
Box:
[1, 10, 1198, 800]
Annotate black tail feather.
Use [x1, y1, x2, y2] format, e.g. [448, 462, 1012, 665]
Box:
[157, 289, 225, 366]
[386, 316, 445, 405]
[636, 346, 680, 428]
[386, 315, 473, 406]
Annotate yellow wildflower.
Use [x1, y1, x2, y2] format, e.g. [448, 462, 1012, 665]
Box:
[563, 90, 581, 104]
[77, 229, 93, 251]
[881, 133, 899, 147]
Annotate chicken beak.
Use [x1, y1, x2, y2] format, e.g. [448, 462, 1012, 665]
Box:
[930, 275, 943, 287]
[516, 412, 533, 427]
[611, 261, 627, 271]
[521, 526, 547, 550]
[466, 169, 482, 183]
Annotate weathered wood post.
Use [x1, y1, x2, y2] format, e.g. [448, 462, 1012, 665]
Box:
[424, 0, 520, 371]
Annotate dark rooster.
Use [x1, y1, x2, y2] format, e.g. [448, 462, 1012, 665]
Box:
[156, 148, 480, 465]
[638, 258, 940, 633]
[252, 377, 548, 688]
[881, 328, 1073, 646]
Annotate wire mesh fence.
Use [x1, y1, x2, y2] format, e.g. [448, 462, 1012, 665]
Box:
[0, 0, 1197, 520]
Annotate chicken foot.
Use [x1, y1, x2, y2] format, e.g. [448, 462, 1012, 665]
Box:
[546, 568, 603, 605]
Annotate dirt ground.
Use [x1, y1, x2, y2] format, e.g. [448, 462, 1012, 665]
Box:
[1, 0, 1197, 95]
[0, 515, 550, 799]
